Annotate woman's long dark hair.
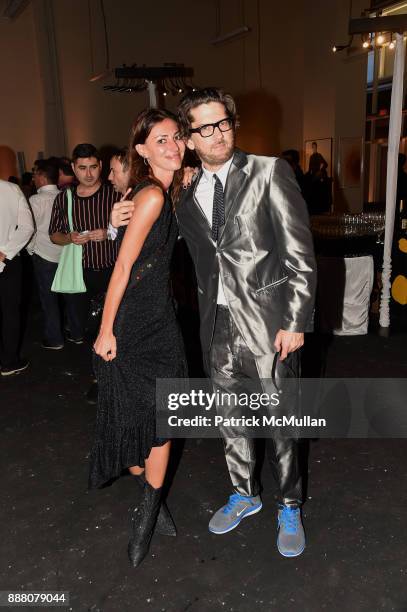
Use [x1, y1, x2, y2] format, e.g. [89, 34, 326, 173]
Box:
[128, 108, 184, 203]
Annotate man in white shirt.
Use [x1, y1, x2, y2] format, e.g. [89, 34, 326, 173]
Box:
[0, 179, 34, 376]
[28, 159, 64, 349]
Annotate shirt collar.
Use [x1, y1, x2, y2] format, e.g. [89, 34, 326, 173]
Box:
[38, 185, 59, 194]
[201, 155, 234, 189]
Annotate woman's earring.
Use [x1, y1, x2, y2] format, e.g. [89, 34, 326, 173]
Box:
[143, 157, 149, 166]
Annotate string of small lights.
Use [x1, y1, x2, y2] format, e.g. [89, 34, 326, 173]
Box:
[333, 31, 403, 53]
[332, 9, 407, 54]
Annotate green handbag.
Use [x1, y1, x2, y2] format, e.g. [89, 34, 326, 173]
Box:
[51, 189, 87, 294]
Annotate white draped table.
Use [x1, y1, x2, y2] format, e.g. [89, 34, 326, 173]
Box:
[316, 255, 374, 335]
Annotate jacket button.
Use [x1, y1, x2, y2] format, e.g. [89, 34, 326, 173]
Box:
[212, 273, 217, 279]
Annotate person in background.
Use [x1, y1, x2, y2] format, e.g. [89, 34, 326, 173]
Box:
[57, 156, 77, 190]
[49, 143, 118, 343]
[0, 179, 34, 376]
[108, 147, 130, 196]
[281, 149, 306, 196]
[106, 148, 132, 239]
[49, 143, 118, 403]
[304, 143, 332, 215]
[27, 159, 66, 349]
[308, 141, 328, 175]
[21, 172, 35, 200]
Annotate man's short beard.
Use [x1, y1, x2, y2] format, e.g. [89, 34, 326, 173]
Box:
[195, 138, 235, 167]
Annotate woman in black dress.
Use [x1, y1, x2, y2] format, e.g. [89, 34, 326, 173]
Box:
[90, 108, 186, 567]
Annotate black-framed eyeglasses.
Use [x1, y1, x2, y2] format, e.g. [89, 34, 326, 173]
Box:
[189, 117, 234, 138]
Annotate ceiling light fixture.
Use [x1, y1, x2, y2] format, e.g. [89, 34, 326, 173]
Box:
[102, 64, 196, 97]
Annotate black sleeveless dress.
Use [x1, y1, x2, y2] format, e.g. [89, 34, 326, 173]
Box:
[88, 182, 186, 489]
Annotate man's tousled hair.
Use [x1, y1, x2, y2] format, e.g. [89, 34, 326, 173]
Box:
[177, 87, 238, 136]
[111, 147, 129, 171]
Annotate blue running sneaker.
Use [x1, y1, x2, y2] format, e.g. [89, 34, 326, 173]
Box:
[209, 493, 262, 534]
[277, 504, 306, 557]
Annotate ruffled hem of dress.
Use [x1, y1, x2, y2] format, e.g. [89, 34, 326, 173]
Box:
[88, 420, 166, 489]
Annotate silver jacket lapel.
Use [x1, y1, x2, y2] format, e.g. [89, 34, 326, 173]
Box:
[218, 150, 249, 243]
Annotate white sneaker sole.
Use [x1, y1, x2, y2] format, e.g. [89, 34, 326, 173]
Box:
[42, 345, 64, 350]
[1, 362, 29, 376]
[277, 542, 306, 558]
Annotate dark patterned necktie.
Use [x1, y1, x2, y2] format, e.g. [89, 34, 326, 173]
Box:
[212, 174, 225, 241]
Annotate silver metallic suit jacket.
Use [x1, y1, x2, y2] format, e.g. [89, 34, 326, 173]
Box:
[176, 149, 317, 356]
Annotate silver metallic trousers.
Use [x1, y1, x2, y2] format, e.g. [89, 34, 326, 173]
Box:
[209, 306, 303, 506]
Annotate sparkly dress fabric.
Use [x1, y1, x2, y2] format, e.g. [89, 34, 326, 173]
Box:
[88, 182, 186, 489]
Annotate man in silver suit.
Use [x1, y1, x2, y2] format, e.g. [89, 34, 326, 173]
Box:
[110, 88, 316, 557]
[176, 88, 316, 557]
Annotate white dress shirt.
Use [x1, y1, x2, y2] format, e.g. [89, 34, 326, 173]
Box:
[27, 185, 62, 263]
[195, 156, 233, 305]
[0, 180, 34, 274]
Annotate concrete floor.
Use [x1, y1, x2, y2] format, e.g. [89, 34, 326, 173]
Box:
[1, 302, 407, 612]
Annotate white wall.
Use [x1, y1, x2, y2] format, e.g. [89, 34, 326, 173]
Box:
[0, 0, 369, 211]
[0, 3, 44, 178]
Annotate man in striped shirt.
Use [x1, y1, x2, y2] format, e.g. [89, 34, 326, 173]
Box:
[49, 143, 118, 342]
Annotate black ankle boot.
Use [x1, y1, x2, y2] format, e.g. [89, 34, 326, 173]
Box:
[133, 475, 176, 537]
[128, 481, 162, 567]
[156, 501, 177, 537]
